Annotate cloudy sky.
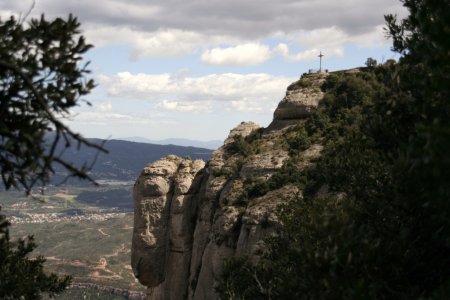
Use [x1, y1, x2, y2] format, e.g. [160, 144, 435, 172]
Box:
[1, 0, 406, 143]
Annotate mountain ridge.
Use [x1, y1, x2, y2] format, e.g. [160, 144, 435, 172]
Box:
[119, 136, 223, 150]
[50, 138, 214, 185]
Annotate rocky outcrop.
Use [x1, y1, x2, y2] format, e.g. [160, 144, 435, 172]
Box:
[223, 121, 260, 145]
[267, 72, 328, 131]
[132, 156, 205, 299]
[132, 73, 328, 300]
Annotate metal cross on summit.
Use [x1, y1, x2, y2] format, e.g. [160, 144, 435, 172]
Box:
[318, 51, 324, 72]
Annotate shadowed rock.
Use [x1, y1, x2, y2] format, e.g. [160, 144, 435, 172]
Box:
[131, 156, 205, 294]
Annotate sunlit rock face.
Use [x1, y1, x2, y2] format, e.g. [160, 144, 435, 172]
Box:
[131, 156, 205, 297]
[131, 73, 327, 300]
[268, 72, 328, 131]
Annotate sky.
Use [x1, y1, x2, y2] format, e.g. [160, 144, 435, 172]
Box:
[1, 0, 406, 142]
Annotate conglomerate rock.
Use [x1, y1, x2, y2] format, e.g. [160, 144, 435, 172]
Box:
[267, 72, 328, 131]
[131, 156, 205, 299]
[131, 72, 329, 300]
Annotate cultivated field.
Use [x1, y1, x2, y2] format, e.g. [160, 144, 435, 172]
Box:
[1, 185, 146, 299]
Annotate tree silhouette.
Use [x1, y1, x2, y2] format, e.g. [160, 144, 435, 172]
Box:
[0, 13, 107, 298]
[0, 14, 106, 194]
[218, 0, 450, 298]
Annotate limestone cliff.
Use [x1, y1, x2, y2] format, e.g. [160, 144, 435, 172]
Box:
[132, 72, 328, 300]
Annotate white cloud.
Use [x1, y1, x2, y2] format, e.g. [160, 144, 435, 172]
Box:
[98, 72, 295, 113]
[275, 43, 344, 62]
[350, 25, 392, 48]
[273, 43, 289, 56]
[85, 27, 212, 58]
[298, 27, 348, 49]
[131, 29, 208, 59]
[201, 43, 272, 66]
[67, 110, 152, 127]
[96, 102, 112, 112]
[66, 98, 167, 126]
[273, 25, 390, 62]
[84, 26, 244, 59]
[94, 1, 161, 20]
[228, 99, 276, 114]
[67, 108, 175, 127]
[156, 100, 212, 113]
[1, 0, 406, 56]
[98, 72, 171, 98]
[274, 27, 348, 61]
[295, 25, 390, 50]
[83, 21, 391, 63]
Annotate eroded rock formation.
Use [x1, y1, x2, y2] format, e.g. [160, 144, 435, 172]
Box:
[132, 72, 328, 300]
[132, 156, 205, 299]
[268, 72, 327, 131]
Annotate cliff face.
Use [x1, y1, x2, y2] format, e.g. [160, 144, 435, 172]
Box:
[131, 72, 328, 300]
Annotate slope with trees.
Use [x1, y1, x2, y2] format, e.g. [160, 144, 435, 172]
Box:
[218, 0, 450, 298]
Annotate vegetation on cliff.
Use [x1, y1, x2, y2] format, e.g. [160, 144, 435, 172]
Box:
[218, 0, 449, 298]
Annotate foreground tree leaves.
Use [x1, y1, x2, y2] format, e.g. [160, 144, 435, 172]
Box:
[0, 14, 106, 194]
[218, 0, 449, 298]
[0, 209, 71, 299]
[0, 13, 105, 298]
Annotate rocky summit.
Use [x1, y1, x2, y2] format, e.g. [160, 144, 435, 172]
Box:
[131, 72, 328, 299]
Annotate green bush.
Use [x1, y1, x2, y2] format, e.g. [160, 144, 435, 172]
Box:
[219, 11, 450, 295]
[287, 77, 312, 90]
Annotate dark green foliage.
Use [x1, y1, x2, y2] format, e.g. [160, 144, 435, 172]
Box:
[218, 1, 450, 298]
[287, 76, 312, 90]
[320, 72, 341, 91]
[217, 256, 275, 300]
[239, 159, 307, 204]
[213, 166, 238, 179]
[245, 127, 264, 144]
[219, 65, 445, 299]
[213, 158, 245, 180]
[227, 129, 263, 158]
[267, 160, 307, 190]
[242, 177, 271, 200]
[0, 208, 71, 299]
[365, 57, 378, 67]
[284, 125, 311, 156]
[0, 14, 106, 193]
[227, 135, 254, 157]
[0, 13, 102, 299]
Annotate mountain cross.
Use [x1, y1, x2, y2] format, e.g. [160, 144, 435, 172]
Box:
[318, 51, 324, 72]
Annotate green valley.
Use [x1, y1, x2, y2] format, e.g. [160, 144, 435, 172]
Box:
[1, 185, 145, 299]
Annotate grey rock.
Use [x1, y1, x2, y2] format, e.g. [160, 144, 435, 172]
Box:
[267, 73, 328, 131]
[240, 150, 289, 177]
[131, 73, 329, 300]
[223, 121, 260, 145]
[131, 156, 205, 296]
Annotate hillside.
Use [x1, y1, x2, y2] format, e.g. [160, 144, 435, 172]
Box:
[120, 137, 222, 150]
[2, 138, 213, 298]
[131, 62, 449, 299]
[49, 138, 213, 185]
[131, 70, 330, 299]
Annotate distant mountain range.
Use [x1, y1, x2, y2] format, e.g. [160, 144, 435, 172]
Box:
[120, 136, 223, 150]
[51, 138, 214, 185]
